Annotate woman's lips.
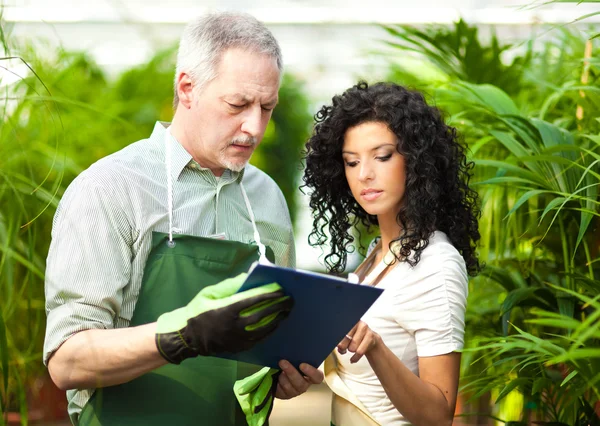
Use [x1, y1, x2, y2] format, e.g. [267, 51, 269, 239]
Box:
[360, 189, 383, 201]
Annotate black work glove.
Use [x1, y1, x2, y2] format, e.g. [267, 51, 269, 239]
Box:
[155, 273, 292, 364]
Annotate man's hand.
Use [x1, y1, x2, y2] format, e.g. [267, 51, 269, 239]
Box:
[156, 273, 293, 364]
[336, 320, 381, 363]
[275, 360, 324, 399]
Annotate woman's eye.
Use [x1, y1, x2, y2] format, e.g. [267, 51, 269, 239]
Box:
[376, 154, 392, 162]
[345, 161, 358, 167]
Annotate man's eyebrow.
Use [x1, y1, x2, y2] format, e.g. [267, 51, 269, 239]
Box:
[263, 98, 279, 107]
[224, 94, 250, 102]
[223, 95, 278, 106]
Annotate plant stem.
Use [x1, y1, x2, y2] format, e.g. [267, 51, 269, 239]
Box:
[558, 217, 572, 291]
[575, 39, 593, 124]
[583, 239, 594, 280]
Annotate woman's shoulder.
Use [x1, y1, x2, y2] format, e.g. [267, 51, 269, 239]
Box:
[420, 231, 464, 265]
[387, 231, 467, 288]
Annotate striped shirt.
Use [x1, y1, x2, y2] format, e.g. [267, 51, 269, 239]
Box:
[43, 122, 295, 422]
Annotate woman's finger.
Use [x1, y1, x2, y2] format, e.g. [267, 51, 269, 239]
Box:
[348, 321, 368, 353]
[337, 323, 358, 354]
[350, 334, 374, 364]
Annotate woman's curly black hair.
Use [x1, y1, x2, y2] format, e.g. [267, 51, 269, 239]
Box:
[302, 81, 481, 276]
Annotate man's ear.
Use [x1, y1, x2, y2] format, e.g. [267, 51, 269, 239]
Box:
[176, 72, 194, 109]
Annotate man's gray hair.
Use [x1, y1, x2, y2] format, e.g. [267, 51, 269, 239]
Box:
[173, 11, 283, 107]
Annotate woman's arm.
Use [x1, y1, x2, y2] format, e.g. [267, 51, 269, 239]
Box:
[340, 321, 460, 426]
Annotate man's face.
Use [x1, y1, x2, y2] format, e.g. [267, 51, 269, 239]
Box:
[185, 48, 280, 176]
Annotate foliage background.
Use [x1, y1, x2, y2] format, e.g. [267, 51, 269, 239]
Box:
[1, 1, 599, 425]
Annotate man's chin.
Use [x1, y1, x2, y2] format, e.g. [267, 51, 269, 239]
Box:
[222, 160, 249, 173]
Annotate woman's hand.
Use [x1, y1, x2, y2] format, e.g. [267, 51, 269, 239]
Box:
[336, 320, 381, 363]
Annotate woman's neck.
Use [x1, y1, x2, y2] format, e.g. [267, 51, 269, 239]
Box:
[377, 210, 402, 258]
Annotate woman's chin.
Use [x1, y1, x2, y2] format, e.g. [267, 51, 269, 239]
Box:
[359, 204, 382, 217]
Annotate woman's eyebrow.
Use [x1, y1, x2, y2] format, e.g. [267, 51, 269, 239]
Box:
[342, 143, 396, 155]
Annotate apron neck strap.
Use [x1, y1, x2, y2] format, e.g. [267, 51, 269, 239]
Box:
[355, 240, 398, 286]
[164, 128, 267, 262]
[165, 129, 176, 247]
[239, 182, 268, 263]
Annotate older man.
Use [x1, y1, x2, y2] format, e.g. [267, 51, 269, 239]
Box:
[44, 12, 323, 426]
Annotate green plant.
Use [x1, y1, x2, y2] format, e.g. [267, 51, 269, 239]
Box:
[382, 19, 532, 96]
[450, 81, 600, 425]
[379, 13, 600, 424]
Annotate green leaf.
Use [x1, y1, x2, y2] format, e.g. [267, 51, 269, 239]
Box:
[481, 264, 525, 292]
[459, 82, 521, 115]
[572, 10, 600, 22]
[549, 348, 600, 364]
[560, 370, 578, 387]
[0, 246, 45, 280]
[473, 159, 548, 186]
[540, 197, 568, 222]
[532, 377, 552, 395]
[489, 130, 530, 158]
[504, 189, 547, 217]
[575, 170, 599, 255]
[473, 176, 543, 187]
[502, 116, 542, 155]
[13, 367, 27, 426]
[525, 318, 580, 330]
[557, 296, 575, 319]
[0, 310, 7, 399]
[501, 287, 552, 317]
[496, 378, 529, 403]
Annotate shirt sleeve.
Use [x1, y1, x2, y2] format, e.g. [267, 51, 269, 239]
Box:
[43, 175, 133, 365]
[392, 255, 469, 357]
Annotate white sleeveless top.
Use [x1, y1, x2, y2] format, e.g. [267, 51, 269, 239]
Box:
[335, 231, 468, 425]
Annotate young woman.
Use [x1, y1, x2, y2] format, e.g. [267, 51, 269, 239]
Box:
[302, 82, 481, 426]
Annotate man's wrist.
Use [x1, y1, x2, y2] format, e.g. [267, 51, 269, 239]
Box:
[155, 329, 197, 364]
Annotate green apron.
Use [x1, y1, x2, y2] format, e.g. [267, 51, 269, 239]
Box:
[79, 128, 275, 426]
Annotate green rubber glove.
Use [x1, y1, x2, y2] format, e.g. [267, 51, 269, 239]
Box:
[234, 367, 280, 426]
[155, 273, 292, 364]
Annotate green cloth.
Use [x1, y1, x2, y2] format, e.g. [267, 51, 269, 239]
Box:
[78, 232, 276, 426]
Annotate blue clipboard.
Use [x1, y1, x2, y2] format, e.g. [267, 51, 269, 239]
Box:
[215, 262, 384, 369]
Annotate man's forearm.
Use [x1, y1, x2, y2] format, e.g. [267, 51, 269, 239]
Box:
[48, 323, 167, 390]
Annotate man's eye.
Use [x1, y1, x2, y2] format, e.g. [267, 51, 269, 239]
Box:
[227, 102, 244, 109]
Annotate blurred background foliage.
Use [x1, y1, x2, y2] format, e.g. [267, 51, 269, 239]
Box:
[1, 1, 599, 425]
[381, 6, 600, 425]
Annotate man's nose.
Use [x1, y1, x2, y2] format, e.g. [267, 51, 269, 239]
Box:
[240, 106, 264, 138]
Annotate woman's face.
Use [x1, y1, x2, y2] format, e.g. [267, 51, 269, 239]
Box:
[342, 121, 406, 219]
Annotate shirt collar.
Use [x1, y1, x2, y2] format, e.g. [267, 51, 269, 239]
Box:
[151, 121, 246, 183]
